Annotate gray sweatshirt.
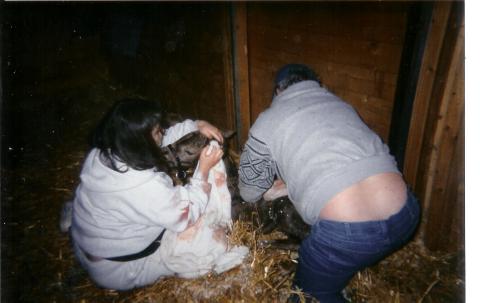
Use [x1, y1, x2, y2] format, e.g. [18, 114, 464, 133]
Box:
[238, 81, 399, 225]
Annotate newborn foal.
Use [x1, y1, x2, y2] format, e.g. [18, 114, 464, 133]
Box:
[232, 196, 310, 250]
[161, 131, 209, 186]
[232, 180, 311, 250]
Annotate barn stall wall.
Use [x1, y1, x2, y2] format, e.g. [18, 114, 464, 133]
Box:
[2, 4, 236, 137]
[403, 1, 465, 252]
[130, 4, 236, 134]
[96, 4, 236, 134]
[234, 2, 410, 145]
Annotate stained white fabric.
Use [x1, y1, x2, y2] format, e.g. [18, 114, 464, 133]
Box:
[159, 140, 249, 278]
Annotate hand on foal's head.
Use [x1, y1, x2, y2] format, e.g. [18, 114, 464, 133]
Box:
[197, 120, 224, 144]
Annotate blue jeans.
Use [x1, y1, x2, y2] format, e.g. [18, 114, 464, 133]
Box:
[293, 190, 420, 302]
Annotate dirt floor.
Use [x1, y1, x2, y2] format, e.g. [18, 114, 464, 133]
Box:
[1, 11, 464, 302]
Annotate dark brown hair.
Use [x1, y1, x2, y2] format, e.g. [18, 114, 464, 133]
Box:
[90, 98, 169, 172]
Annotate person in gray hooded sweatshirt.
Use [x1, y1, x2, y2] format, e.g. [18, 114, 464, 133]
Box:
[238, 64, 420, 302]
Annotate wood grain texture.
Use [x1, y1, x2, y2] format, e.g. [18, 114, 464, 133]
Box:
[246, 2, 409, 142]
[403, 2, 453, 188]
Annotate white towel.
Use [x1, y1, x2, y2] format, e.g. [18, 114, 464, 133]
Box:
[159, 141, 249, 278]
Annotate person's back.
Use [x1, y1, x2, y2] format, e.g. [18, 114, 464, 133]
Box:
[243, 79, 403, 224]
[239, 64, 420, 302]
[320, 172, 407, 221]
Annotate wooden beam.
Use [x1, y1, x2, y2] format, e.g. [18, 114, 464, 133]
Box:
[403, 2, 452, 188]
[231, 2, 251, 147]
[422, 19, 464, 250]
[221, 4, 237, 149]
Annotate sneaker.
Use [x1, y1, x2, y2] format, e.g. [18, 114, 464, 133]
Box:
[59, 201, 73, 233]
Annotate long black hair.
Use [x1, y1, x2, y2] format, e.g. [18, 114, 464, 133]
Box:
[90, 98, 170, 172]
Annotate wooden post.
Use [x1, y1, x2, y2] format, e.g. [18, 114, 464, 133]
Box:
[422, 25, 464, 212]
[231, 2, 251, 148]
[422, 20, 464, 250]
[403, 2, 452, 189]
[221, 4, 238, 150]
[407, 0, 464, 251]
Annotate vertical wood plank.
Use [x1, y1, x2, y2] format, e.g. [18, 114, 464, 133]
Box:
[220, 4, 237, 149]
[424, 59, 464, 250]
[412, 0, 464, 251]
[422, 23, 464, 250]
[403, 2, 452, 188]
[231, 3, 251, 147]
[422, 24, 464, 213]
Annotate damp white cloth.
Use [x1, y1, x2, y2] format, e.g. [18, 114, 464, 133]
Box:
[159, 140, 249, 278]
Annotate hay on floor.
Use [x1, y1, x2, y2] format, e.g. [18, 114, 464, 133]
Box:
[56, 209, 464, 303]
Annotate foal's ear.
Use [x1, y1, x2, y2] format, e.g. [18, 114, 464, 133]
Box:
[222, 130, 236, 140]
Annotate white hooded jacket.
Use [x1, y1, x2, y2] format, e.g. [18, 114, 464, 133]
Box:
[70, 120, 209, 259]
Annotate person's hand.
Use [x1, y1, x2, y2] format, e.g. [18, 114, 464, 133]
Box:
[263, 179, 288, 201]
[197, 144, 224, 180]
[197, 120, 224, 144]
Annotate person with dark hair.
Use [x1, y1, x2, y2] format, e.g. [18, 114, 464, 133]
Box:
[238, 64, 420, 302]
[70, 98, 224, 290]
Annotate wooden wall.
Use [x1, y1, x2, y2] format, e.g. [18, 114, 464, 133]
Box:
[404, 2, 465, 252]
[234, 2, 410, 144]
[127, 4, 236, 133]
